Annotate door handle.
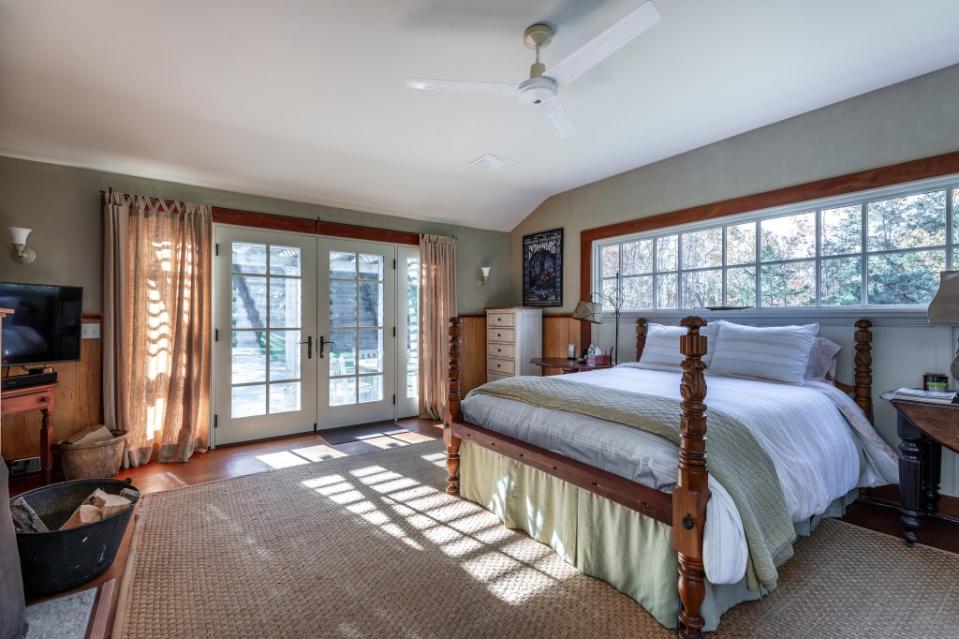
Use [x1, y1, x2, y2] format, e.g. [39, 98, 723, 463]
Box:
[299, 335, 313, 359]
[318, 336, 335, 359]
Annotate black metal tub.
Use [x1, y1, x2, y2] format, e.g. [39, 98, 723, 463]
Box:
[12, 478, 138, 596]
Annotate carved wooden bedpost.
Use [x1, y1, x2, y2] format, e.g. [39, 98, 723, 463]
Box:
[636, 318, 648, 361]
[445, 317, 463, 495]
[854, 319, 873, 422]
[672, 316, 711, 639]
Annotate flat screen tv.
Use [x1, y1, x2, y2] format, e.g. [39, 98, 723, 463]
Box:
[0, 282, 83, 365]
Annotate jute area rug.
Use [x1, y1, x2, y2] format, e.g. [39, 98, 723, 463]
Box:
[114, 441, 959, 638]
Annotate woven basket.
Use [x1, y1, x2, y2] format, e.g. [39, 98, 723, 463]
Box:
[59, 431, 127, 480]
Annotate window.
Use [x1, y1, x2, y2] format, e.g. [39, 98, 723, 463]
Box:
[595, 180, 957, 311]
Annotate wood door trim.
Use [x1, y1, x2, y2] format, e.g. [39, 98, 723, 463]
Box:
[578, 150, 959, 346]
[212, 207, 420, 245]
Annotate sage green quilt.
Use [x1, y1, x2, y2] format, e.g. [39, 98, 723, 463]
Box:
[466, 376, 796, 590]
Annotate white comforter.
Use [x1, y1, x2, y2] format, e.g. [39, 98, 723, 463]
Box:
[460, 365, 899, 585]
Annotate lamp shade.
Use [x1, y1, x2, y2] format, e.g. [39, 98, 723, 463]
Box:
[571, 299, 601, 324]
[7, 227, 31, 246]
[928, 271, 959, 325]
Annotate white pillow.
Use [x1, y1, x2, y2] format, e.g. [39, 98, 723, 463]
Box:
[805, 337, 842, 381]
[638, 322, 718, 370]
[709, 320, 819, 385]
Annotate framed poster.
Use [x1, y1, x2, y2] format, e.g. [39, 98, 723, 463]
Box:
[522, 228, 563, 307]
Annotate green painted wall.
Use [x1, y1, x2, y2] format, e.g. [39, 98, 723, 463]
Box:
[0, 156, 512, 314]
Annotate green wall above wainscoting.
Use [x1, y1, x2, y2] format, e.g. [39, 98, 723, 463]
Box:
[0, 156, 513, 314]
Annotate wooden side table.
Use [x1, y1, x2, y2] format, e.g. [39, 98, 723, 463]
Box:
[1, 383, 57, 482]
[880, 391, 959, 545]
[530, 357, 613, 374]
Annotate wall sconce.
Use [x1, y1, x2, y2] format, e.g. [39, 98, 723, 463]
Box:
[8, 227, 36, 264]
[480, 266, 491, 285]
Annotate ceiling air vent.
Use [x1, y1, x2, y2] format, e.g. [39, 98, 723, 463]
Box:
[468, 154, 516, 171]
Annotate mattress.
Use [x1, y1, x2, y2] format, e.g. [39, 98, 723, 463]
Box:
[460, 364, 898, 584]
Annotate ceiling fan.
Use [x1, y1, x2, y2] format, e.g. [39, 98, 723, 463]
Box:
[406, 1, 660, 139]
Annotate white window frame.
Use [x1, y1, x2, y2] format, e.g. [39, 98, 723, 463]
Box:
[592, 173, 957, 324]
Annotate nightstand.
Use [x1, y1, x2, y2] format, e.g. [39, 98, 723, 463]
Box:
[880, 391, 959, 545]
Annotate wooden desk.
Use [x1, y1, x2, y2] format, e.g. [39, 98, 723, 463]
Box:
[530, 357, 613, 374]
[1, 383, 57, 481]
[881, 391, 959, 545]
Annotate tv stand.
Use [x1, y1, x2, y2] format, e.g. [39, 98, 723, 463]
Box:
[1, 383, 57, 482]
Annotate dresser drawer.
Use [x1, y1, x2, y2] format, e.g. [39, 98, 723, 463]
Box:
[487, 312, 515, 328]
[487, 327, 515, 344]
[488, 342, 515, 360]
[487, 358, 515, 376]
[486, 371, 512, 382]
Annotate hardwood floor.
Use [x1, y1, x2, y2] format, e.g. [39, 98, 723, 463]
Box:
[9, 416, 958, 637]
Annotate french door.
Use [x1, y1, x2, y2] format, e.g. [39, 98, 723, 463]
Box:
[213, 226, 419, 446]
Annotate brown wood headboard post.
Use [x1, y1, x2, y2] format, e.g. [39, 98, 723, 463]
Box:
[854, 319, 874, 422]
[635, 318, 648, 361]
[672, 316, 710, 639]
[445, 317, 463, 496]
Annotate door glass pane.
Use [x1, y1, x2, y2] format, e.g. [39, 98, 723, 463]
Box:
[726, 267, 756, 307]
[867, 191, 946, 251]
[358, 375, 383, 403]
[330, 377, 356, 406]
[601, 245, 620, 278]
[269, 245, 301, 276]
[269, 382, 301, 414]
[232, 275, 267, 328]
[655, 273, 678, 309]
[329, 329, 357, 376]
[232, 242, 267, 274]
[358, 254, 383, 281]
[269, 278, 300, 328]
[621, 275, 652, 310]
[231, 331, 265, 384]
[867, 250, 946, 305]
[330, 280, 356, 326]
[761, 261, 816, 307]
[821, 205, 862, 256]
[406, 256, 420, 401]
[682, 229, 722, 269]
[269, 330, 300, 381]
[681, 269, 722, 308]
[656, 235, 678, 272]
[358, 282, 382, 326]
[330, 251, 356, 278]
[821, 257, 862, 306]
[621, 240, 653, 275]
[358, 329, 383, 373]
[761, 212, 815, 261]
[232, 384, 266, 418]
[726, 222, 756, 265]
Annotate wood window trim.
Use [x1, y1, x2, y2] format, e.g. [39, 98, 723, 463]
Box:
[577, 149, 959, 345]
[212, 207, 419, 245]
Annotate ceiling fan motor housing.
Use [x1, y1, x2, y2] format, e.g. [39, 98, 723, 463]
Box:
[517, 76, 559, 106]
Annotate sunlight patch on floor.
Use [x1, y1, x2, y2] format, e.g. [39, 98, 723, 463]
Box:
[255, 451, 311, 469]
[293, 444, 348, 462]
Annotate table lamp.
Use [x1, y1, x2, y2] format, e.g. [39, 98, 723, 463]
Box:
[928, 270, 959, 381]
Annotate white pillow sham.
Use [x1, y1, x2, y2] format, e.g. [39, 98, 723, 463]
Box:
[637, 322, 718, 370]
[805, 336, 842, 382]
[709, 320, 819, 385]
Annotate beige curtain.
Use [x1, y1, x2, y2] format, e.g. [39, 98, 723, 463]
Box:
[419, 234, 457, 420]
[103, 192, 212, 466]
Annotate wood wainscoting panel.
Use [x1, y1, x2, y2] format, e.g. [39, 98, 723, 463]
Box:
[458, 316, 487, 395]
[1, 337, 103, 461]
[542, 316, 582, 376]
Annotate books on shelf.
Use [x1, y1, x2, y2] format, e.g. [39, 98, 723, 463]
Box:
[891, 387, 959, 405]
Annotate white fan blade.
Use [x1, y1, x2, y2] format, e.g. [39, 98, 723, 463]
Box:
[545, 1, 660, 86]
[537, 99, 576, 139]
[405, 78, 518, 96]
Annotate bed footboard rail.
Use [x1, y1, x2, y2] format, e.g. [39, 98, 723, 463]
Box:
[673, 316, 711, 639]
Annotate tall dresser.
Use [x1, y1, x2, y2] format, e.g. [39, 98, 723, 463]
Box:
[486, 307, 542, 380]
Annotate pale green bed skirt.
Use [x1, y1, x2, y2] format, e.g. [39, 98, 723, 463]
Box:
[460, 441, 857, 631]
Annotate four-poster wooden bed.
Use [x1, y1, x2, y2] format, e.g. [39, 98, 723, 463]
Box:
[442, 315, 874, 638]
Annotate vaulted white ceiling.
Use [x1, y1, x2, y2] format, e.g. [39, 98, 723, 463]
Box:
[2, 1, 959, 231]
